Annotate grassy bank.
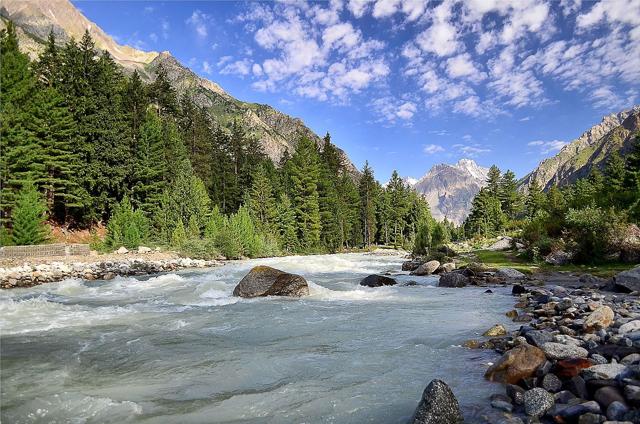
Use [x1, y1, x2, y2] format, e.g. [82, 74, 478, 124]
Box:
[463, 249, 632, 278]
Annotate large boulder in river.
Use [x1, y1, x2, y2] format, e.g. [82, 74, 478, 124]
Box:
[613, 265, 640, 293]
[438, 272, 469, 288]
[583, 305, 614, 332]
[496, 268, 526, 280]
[411, 260, 440, 276]
[233, 266, 309, 298]
[360, 274, 397, 287]
[411, 379, 464, 424]
[485, 344, 546, 384]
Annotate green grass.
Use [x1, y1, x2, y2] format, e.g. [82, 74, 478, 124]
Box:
[466, 249, 633, 278]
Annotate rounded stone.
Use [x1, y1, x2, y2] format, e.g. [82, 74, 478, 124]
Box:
[524, 388, 554, 417]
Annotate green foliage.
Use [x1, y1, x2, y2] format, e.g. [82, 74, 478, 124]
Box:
[11, 182, 50, 245]
[359, 161, 378, 246]
[413, 216, 432, 255]
[171, 220, 187, 248]
[177, 238, 219, 260]
[105, 196, 149, 249]
[288, 137, 321, 249]
[275, 193, 298, 253]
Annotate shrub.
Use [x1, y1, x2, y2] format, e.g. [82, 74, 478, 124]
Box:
[178, 238, 220, 260]
[170, 220, 187, 248]
[564, 207, 624, 263]
[215, 223, 243, 259]
[106, 196, 149, 249]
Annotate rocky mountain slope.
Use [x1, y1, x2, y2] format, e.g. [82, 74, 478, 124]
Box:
[0, 0, 356, 171]
[520, 106, 640, 191]
[409, 159, 489, 225]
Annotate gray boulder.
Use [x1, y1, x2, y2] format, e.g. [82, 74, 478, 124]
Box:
[360, 274, 397, 287]
[411, 260, 440, 276]
[544, 250, 571, 266]
[436, 262, 456, 274]
[402, 259, 423, 271]
[233, 266, 309, 298]
[541, 342, 588, 360]
[412, 379, 464, 424]
[438, 272, 469, 288]
[487, 237, 512, 251]
[496, 268, 526, 280]
[613, 265, 640, 293]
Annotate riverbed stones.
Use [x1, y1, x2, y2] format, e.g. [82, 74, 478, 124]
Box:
[116, 246, 129, 254]
[584, 306, 615, 332]
[582, 363, 628, 381]
[411, 260, 440, 276]
[402, 259, 422, 271]
[438, 272, 469, 288]
[436, 262, 456, 274]
[485, 344, 546, 384]
[619, 320, 640, 335]
[542, 342, 589, 360]
[233, 266, 309, 298]
[411, 379, 464, 424]
[359, 274, 397, 287]
[524, 388, 554, 417]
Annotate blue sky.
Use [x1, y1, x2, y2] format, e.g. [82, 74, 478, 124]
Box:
[74, 0, 639, 181]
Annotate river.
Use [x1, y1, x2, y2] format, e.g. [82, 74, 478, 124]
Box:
[1, 253, 515, 423]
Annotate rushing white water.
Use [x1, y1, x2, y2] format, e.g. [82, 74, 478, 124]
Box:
[1, 253, 514, 423]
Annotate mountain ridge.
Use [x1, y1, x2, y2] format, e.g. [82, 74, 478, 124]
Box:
[0, 0, 357, 172]
[409, 159, 489, 225]
[520, 105, 640, 191]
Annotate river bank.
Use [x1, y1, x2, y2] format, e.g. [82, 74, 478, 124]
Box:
[0, 252, 222, 289]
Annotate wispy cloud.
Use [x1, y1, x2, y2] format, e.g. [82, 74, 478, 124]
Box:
[528, 139, 568, 154]
[423, 144, 445, 155]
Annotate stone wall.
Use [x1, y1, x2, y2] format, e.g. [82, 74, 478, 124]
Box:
[0, 243, 90, 258]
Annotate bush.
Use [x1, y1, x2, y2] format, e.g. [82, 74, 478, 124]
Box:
[106, 196, 149, 249]
[215, 223, 243, 259]
[178, 238, 220, 260]
[170, 220, 187, 248]
[564, 207, 624, 263]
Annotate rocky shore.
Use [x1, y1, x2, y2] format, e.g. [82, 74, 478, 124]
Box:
[0, 256, 221, 289]
[468, 268, 640, 423]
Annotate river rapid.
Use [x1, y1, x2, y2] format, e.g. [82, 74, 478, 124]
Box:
[1, 253, 515, 423]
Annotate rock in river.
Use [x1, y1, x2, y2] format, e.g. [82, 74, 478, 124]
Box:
[438, 272, 469, 288]
[541, 342, 589, 360]
[360, 274, 397, 287]
[485, 344, 546, 384]
[496, 268, 526, 280]
[411, 379, 464, 424]
[613, 265, 640, 293]
[233, 266, 309, 298]
[411, 260, 440, 276]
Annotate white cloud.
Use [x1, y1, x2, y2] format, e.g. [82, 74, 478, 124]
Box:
[453, 143, 491, 157]
[186, 10, 209, 39]
[202, 60, 213, 74]
[528, 139, 568, 154]
[348, 0, 374, 18]
[371, 97, 417, 125]
[423, 144, 445, 154]
[446, 53, 486, 82]
[219, 59, 252, 76]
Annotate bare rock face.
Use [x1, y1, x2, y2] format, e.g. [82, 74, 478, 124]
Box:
[485, 344, 547, 384]
[411, 379, 464, 424]
[409, 159, 489, 225]
[233, 266, 309, 298]
[520, 106, 640, 192]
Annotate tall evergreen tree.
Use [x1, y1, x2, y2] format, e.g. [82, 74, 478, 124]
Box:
[247, 164, 277, 232]
[288, 137, 321, 248]
[525, 179, 546, 219]
[499, 170, 521, 220]
[275, 193, 298, 252]
[386, 170, 408, 247]
[486, 165, 501, 197]
[359, 161, 378, 247]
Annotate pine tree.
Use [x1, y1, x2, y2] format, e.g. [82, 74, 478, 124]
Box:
[337, 173, 361, 248]
[603, 151, 626, 208]
[386, 170, 408, 247]
[0, 21, 38, 222]
[34, 31, 61, 88]
[288, 137, 321, 249]
[204, 206, 225, 240]
[275, 193, 298, 252]
[486, 165, 501, 197]
[359, 161, 378, 247]
[132, 109, 166, 216]
[317, 134, 343, 251]
[11, 182, 49, 245]
[499, 170, 521, 220]
[148, 64, 177, 117]
[247, 164, 277, 231]
[171, 220, 187, 247]
[525, 179, 546, 219]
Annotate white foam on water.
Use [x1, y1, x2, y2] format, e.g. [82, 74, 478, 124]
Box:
[306, 281, 401, 302]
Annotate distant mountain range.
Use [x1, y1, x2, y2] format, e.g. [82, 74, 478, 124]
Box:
[0, 0, 357, 173]
[406, 159, 489, 225]
[520, 105, 640, 191]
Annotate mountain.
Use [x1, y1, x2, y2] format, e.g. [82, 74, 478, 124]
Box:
[410, 159, 489, 225]
[0, 0, 357, 172]
[520, 106, 640, 191]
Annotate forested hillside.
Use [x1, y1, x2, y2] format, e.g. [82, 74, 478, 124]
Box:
[0, 24, 448, 258]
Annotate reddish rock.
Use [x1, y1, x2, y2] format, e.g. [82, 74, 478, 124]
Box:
[554, 358, 594, 378]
